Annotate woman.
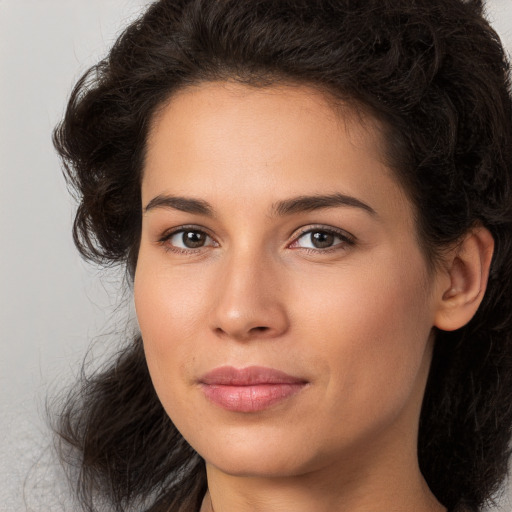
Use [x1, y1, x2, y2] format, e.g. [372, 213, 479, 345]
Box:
[53, 0, 512, 511]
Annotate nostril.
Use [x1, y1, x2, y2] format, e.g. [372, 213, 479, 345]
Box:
[250, 326, 270, 334]
[214, 325, 270, 339]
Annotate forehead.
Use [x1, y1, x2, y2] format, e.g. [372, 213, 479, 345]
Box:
[142, 81, 410, 222]
[147, 81, 384, 155]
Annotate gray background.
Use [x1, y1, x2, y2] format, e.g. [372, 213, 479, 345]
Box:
[1, 1, 511, 510]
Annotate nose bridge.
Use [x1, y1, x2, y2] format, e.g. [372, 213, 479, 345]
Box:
[210, 242, 289, 340]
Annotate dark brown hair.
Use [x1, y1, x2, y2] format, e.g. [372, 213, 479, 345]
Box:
[53, 1, 512, 511]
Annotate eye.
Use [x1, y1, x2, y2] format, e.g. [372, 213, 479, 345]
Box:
[161, 228, 216, 251]
[290, 228, 355, 251]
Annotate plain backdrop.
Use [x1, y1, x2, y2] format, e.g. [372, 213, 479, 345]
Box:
[1, 1, 511, 510]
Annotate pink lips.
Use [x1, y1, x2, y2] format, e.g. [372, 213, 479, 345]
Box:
[199, 366, 308, 413]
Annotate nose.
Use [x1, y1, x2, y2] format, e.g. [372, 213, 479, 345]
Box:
[209, 251, 290, 341]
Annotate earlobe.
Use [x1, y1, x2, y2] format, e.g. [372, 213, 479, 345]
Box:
[434, 226, 494, 332]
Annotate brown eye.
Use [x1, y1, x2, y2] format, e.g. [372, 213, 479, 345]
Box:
[166, 229, 214, 250]
[310, 231, 335, 248]
[182, 231, 207, 248]
[291, 228, 354, 251]
[297, 230, 337, 249]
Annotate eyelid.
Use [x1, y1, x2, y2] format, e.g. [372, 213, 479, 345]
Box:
[288, 225, 356, 250]
[156, 223, 355, 254]
[158, 225, 219, 252]
[158, 224, 215, 240]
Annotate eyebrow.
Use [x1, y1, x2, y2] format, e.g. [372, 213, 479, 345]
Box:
[144, 195, 214, 216]
[271, 193, 376, 217]
[144, 193, 376, 217]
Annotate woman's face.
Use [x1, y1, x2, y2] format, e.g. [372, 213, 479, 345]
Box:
[134, 82, 446, 479]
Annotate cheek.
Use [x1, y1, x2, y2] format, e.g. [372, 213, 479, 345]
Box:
[134, 246, 210, 339]
[296, 247, 431, 345]
[133, 252, 210, 401]
[134, 263, 213, 443]
[295, 249, 434, 428]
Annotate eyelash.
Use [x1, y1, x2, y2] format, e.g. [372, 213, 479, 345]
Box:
[289, 225, 356, 254]
[157, 224, 356, 255]
[158, 225, 218, 255]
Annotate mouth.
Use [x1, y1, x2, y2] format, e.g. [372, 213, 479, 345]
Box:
[199, 365, 308, 413]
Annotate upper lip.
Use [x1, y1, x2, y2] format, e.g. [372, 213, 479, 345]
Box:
[199, 365, 308, 386]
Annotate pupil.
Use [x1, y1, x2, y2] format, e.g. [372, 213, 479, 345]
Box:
[312, 232, 334, 248]
[183, 231, 206, 248]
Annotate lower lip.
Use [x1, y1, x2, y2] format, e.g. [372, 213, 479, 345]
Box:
[201, 383, 306, 412]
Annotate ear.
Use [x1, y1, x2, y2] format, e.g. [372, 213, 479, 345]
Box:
[434, 226, 494, 332]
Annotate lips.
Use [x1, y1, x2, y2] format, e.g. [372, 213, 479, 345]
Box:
[199, 366, 308, 412]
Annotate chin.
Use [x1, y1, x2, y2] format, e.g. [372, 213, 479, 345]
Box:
[206, 451, 310, 479]
[189, 425, 321, 478]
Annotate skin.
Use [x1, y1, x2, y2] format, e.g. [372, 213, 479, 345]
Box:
[134, 81, 472, 512]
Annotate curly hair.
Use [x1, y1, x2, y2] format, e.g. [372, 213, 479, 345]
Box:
[52, 0, 512, 511]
